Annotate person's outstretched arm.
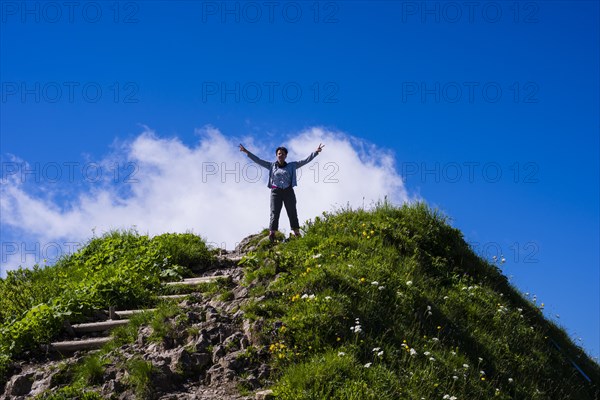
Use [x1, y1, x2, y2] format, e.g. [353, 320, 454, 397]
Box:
[295, 143, 325, 168]
[239, 144, 271, 169]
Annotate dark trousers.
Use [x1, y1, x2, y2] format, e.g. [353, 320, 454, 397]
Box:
[270, 187, 299, 231]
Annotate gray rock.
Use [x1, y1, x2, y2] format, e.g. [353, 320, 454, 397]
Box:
[4, 372, 34, 396]
[255, 389, 275, 400]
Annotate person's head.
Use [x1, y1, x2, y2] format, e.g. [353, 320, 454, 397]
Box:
[275, 146, 288, 164]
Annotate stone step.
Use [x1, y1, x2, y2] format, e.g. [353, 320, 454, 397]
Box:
[164, 275, 227, 286]
[158, 294, 191, 300]
[71, 319, 129, 334]
[51, 337, 112, 352]
[114, 308, 157, 318]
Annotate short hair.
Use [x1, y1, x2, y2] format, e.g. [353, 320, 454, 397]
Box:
[275, 146, 288, 155]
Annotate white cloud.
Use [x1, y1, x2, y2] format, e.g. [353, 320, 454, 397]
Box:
[1, 126, 410, 275]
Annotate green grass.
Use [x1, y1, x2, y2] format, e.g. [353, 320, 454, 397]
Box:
[241, 201, 600, 399]
[125, 356, 154, 398]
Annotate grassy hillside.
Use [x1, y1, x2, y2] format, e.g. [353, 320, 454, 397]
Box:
[1, 202, 598, 399]
[240, 202, 599, 399]
[0, 230, 215, 383]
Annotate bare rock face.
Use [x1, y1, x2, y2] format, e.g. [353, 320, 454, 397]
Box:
[0, 242, 274, 400]
[3, 372, 34, 397]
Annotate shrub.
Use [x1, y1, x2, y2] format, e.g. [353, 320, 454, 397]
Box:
[152, 232, 214, 273]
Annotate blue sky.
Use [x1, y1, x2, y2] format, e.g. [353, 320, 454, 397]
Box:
[1, 1, 598, 360]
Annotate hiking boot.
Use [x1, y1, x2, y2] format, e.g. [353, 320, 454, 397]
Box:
[268, 231, 276, 243]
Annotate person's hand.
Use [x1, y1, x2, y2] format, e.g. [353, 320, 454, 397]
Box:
[316, 143, 325, 153]
[239, 144, 248, 154]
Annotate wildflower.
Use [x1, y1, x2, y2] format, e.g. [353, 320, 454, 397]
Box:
[406, 280, 413, 286]
[372, 347, 381, 352]
[409, 348, 418, 356]
[371, 281, 379, 286]
[452, 375, 459, 381]
[301, 294, 309, 299]
[312, 253, 322, 258]
[377, 351, 384, 357]
[443, 296, 449, 300]
[508, 378, 514, 384]
[424, 351, 431, 356]
[429, 357, 436, 362]
[338, 352, 346, 357]
[364, 362, 372, 368]
[478, 357, 483, 362]
[378, 286, 385, 290]
[325, 296, 332, 300]
[462, 364, 469, 369]
[291, 294, 300, 302]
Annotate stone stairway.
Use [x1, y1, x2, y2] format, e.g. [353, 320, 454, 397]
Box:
[49, 274, 228, 353]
